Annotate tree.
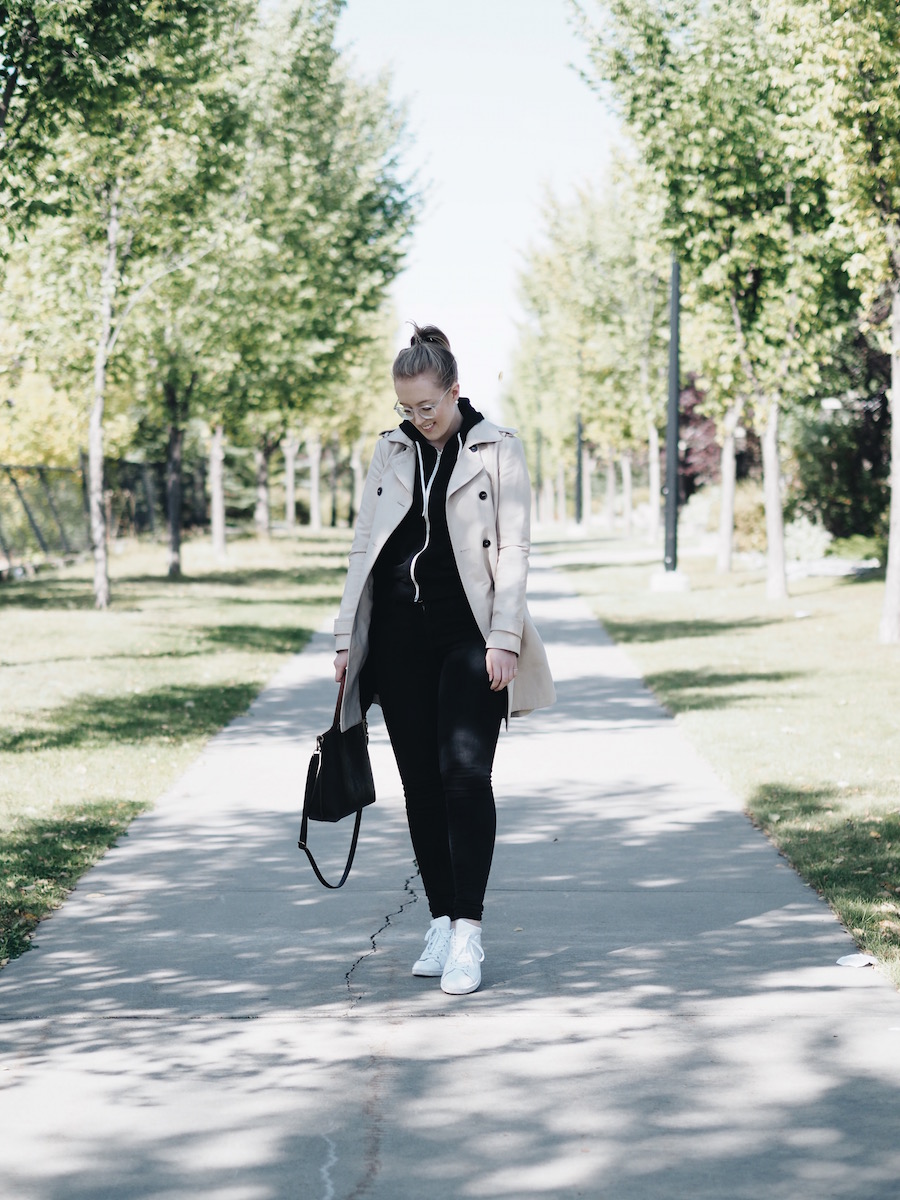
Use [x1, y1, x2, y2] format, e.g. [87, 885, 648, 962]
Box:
[766, 1, 900, 638]
[576, 0, 847, 598]
[0, 258, 86, 464]
[6, 1, 251, 603]
[1, 2, 240, 279]
[200, 1, 415, 547]
[2, 3, 175, 219]
[507, 171, 669, 531]
[681, 293, 750, 572]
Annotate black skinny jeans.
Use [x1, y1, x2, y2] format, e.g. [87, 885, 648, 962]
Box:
[370, 600, 506, 922]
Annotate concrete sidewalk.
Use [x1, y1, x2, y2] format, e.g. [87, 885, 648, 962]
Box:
[1, 554, 899, 1199]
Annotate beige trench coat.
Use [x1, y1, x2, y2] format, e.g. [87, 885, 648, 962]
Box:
[333, 418, 556, 730]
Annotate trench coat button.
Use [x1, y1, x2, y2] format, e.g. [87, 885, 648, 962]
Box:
[482, 538, 491, 548]
[479, 490, 487, 500]
[470, 445, 478, 452]
[376, 487, 382, 495]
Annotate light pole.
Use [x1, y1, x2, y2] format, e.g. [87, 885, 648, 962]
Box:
[664, 256, 680, 572]
[652, 255, 690, 592]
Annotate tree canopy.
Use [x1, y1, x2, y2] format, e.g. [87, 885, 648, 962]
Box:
[0, 0, 416, 604]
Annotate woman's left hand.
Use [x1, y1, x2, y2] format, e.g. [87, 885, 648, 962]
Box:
[486, 647, 518, 692]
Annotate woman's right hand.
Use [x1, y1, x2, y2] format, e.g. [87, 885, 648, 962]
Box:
[333, 650, 349, 682]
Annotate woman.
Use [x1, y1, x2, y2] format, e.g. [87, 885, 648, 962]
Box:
[333, 324, 554, 995]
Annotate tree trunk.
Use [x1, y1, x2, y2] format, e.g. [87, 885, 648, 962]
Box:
[880, 284, 900, 642]
[329, 439, 340, 528]
[620, 453, 633, 537]
[534, 428, 544, 523]
[605, 457, 616, 531]
[540, 476, 554, 525]
[166, 418, 184, 579]
[582, 454, 595, 527]
[716, 398, 743, 574]
[306, 431, 322, 531]
[254, 443, 271, 537]
[761, 398, 787, 600]
[282, 434, 300, 529]
[717, 430, 737, 575]
[555, 462, 566, 524]
[350, 434, 367, 527]
[210, 424, 226, 562]
[648, 421, 662, 541]
[0, 65, 19, 137]
[88, 184, 120, 609]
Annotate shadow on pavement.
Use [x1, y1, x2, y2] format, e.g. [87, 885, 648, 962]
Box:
[1, 578, 899, 1200]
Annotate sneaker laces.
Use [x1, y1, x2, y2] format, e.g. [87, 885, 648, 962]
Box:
[423, 922, 451, 958]
[448, 932, 484, 974]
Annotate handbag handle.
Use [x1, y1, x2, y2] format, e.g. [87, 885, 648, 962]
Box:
[297, 674, 362, 889]
[298, 768, 363, 887]
[330, 674, 346, 729]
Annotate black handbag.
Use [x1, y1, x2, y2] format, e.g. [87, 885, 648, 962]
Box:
[298, 676, 375, 888]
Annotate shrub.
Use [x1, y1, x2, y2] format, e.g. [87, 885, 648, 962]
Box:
[784, 399, 890, 539]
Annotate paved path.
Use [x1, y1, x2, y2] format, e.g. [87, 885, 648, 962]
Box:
[2, 553, 900, 1199]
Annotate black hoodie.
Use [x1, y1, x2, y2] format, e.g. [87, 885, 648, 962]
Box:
[372, 397, 485, 620]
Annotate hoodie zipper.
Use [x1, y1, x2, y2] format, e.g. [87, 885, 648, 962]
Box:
[408, 432, 463, 603]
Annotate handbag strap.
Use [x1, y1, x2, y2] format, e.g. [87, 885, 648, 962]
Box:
[331, 674, 345, 729]
[297, 675, 361, 889]
[298, 797, 363, 889]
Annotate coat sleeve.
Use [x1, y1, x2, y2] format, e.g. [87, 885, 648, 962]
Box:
[333, 438, 386, 651]
[486, 435, 532, 655]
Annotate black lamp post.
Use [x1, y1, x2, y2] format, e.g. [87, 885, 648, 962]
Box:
[664, 256, 681, 572]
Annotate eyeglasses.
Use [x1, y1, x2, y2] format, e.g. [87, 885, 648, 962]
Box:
[394, 384, 454, 422]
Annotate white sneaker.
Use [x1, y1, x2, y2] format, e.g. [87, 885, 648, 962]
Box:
[412, 915, 452, 977]
[441, 920, 484, 995]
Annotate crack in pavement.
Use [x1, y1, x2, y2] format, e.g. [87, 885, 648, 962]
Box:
[346, 867, 421, 1008]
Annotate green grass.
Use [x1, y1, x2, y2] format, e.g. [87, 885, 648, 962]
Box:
[0, 531, 350, 964]
[543, 533, 900, 987]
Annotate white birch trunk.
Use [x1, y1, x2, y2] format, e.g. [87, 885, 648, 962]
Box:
[620, 453, 633, 537]
[282, 434, 300, 529]
[717, 430, 737, 574]
[648, 421, 662, 541]
[210, 424, 226, 561]
[306, 431, 322, 532]
[88, 184, 119, 609]
[762, 398, 788, 600]
[605, 457, 616, 531]
[879, 285, 900, 642]
[254, 444, 271, 537]
[555, 462, 566, 524]
[541, 476, 554, 526]
[716, 398, 743, 574]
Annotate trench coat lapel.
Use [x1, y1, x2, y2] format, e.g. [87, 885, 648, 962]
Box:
[446, 421, 503, 500]
[383, 430, 415, 496]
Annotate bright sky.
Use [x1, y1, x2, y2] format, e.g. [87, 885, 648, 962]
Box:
[336, 0, 620, 416]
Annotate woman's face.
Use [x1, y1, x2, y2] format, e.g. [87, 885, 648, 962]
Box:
[395, 373, 461, 446]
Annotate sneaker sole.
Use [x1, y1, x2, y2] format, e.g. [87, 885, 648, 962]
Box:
[440, 975, 481, 995]
[411, 965, 444, 977]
